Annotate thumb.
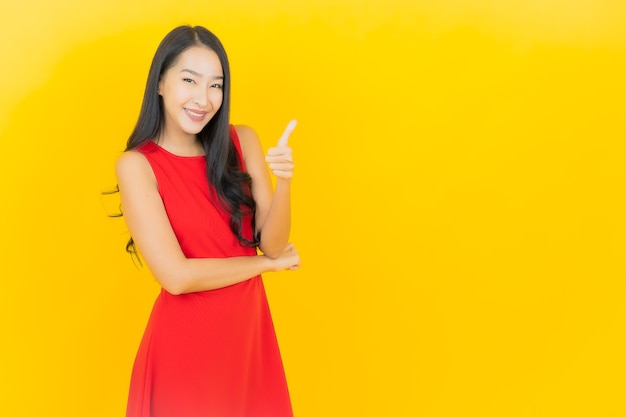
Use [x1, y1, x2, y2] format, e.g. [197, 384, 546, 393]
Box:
[277, 119, 297, 146]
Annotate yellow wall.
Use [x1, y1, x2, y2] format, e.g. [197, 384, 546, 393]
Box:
[1, 1, 625, 416]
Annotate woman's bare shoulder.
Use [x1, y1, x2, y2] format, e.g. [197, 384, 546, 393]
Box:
[234, 124, 260, 143]
[234, 124, 263, 159]
[115, 149, 153, 181]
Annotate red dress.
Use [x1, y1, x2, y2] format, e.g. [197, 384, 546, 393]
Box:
[126, 127, 293, 417]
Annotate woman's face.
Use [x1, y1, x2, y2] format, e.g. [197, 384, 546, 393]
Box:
[158, 46, 224, 140]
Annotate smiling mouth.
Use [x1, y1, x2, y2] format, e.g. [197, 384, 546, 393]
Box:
[185, 108, 207, 119]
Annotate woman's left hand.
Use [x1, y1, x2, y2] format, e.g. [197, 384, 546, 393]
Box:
[265, 120, 296, 179]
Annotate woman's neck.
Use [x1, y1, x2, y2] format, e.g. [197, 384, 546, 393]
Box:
[155, 130, 205, 157]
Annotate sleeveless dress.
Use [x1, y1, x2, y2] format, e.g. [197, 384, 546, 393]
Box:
[126, 126, 293, 417]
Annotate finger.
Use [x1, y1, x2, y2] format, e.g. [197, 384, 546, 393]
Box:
[269, 162, 294, 170]
[266, 150, 293, 160]
[277, 119, 297, 147]
[269, 163, 294, 172]
[271, 170, 293, 179]
[268, 156, 293, 163]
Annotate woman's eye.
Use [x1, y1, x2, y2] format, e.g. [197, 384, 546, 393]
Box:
[183, 78, 195, 84]
[211, 83, 223, 89]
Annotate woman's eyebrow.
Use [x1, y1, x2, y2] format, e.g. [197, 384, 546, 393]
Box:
[181, 68, 202, 76]
[181, 68, 224, 79]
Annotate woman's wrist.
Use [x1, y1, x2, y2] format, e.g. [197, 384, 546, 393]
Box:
[260, 253, 277, 272]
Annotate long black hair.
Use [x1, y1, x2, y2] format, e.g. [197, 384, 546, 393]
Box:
[124, 25, 258, 255]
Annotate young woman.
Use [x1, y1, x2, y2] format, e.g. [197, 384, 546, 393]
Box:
[115, 25, 299, 417]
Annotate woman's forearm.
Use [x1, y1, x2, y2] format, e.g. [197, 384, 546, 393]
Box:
[161, 254, 273, 295]
[258, 178, 292, 258]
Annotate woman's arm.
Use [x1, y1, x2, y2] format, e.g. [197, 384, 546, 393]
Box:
[115, 151, 299, 295]
[235, 124, 294, 258]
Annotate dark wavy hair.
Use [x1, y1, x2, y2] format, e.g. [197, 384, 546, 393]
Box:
[123, 25, 258, 256]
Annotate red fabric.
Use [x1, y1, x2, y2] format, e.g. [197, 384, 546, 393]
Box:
[126, 126, 293, 417]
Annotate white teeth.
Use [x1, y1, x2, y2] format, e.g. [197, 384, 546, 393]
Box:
[186, 109, 204, 117]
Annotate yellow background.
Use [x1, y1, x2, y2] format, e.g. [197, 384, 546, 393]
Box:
[1, 0, 625, 416]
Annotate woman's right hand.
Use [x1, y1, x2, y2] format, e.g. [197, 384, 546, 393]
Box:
[269, 243, 300, 271]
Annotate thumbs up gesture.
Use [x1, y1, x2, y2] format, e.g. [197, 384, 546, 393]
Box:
[266, 120, 297, 179]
